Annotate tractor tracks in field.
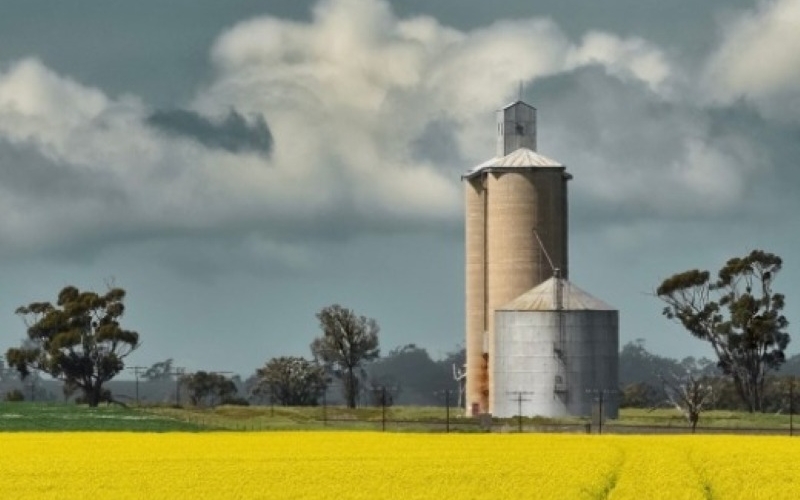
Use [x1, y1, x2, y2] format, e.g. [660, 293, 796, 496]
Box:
[586, 444, 625, 500]
[687, 448, 715, 500]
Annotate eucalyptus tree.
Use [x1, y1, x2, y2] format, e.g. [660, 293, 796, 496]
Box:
[253, 356, 327, 406]
[6, 286, 140, 407]
[656, 250, 789, 412]
[311, 304, 380, 408]
[181, 371, 237, 407]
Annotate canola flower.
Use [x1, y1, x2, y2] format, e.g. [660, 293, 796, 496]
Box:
[1, 432, 798, 499]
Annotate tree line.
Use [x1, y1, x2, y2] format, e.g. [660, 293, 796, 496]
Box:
[0, 291, 462, 408]
[2, 249, 793, 416]
[619, 340, 800, 411]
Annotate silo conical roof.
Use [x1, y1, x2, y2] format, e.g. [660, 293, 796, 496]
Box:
[462, 147, 563, 179]
[497, 277, 615, 311]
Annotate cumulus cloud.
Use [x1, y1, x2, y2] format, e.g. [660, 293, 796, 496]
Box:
[567, 32, 672, 92]
[703, 0, 800, 120]
[195, 0, 681, 214]
[0, 59, 306, 258]
[198, 0, 674, 164]
[0, 0, 735, 265]
[0, 58, 108, 152]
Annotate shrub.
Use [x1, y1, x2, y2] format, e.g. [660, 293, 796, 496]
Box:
[4, 389, 25, 402]
[222, 396, 250, 406]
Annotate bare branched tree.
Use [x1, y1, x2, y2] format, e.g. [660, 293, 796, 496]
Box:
[661, 371, 716, 433]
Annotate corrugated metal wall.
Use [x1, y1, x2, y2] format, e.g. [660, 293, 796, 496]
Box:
[493, 310, 619, 418]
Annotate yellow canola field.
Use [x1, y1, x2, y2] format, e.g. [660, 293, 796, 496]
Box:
[0, 432, 798, 499]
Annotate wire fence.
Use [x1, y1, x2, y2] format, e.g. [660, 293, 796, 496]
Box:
[165, 408, 800, 436]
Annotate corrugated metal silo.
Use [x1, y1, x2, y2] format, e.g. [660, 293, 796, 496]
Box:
[493, 277, 619, 418]
[463, 100, 570, 415]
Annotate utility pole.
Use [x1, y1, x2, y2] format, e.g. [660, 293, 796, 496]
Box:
[322, 389, 327, 426]
[207, 371, 234, 407]
[598, 391, 604, 434]
[434, 389, 453, 433]
[506, 391, 533, 433]
[127, 366, 146, 406]
[176, 368, 184, 406]
[167, 368, 186, 406]
[790, 377, 795, 437]
[586, 388, 617, 434]
[382, 386, 387, 431]
[445, 390, 450, 433]
[374, 385, 398, 432]
[321, 375, 332, 426]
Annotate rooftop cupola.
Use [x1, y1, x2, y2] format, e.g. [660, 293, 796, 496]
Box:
[496, 100, 537, 157]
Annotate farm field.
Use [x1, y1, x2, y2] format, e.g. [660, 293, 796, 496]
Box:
[0, 432, 798, 499]
[2, 402, 799, 433]
[0, 403, 202, 431]
[144, 404, 800, 433]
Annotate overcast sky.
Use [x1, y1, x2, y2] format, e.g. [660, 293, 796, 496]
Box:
[1, 0, 798, 377]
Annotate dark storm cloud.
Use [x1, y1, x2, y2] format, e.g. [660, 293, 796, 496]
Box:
[526, 66, 775, 227]
[392, 0, 754, 57]
[411, 118, 464, 169]
[706, 104, 800, 189]
[0, 139, 132, 260]
[0, 0, 315, 106]
[0, 139, 115, 199]
[147, 109, 273, 155]
[704, 111, 793, 218]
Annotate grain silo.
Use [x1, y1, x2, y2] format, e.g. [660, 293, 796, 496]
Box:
[463, 100, 570, 416]
[492, 276, 619, 418]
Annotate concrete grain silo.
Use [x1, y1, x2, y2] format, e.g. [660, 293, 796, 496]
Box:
[492, 276, 619, 418]
[463, 101, 570, 415]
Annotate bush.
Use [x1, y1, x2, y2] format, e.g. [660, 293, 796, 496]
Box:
[4, 389, 25, 402]
[75, 389, 113, 405]
[222, 396, 250, 406]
